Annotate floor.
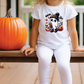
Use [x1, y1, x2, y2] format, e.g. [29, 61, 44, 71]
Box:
[0, 63, 84, 84]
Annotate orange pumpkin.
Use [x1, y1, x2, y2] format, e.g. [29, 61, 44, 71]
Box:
[0, 9, 27, 50]
[45, 28, 51, 31]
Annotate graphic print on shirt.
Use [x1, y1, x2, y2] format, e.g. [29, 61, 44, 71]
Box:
[45, 12, 63, 33]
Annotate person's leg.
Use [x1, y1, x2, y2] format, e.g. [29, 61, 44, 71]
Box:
[36, 44, 53, 84]
[53, 45, 72, 84]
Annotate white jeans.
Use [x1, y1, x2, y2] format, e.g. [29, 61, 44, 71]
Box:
[36, 44, 72, 84]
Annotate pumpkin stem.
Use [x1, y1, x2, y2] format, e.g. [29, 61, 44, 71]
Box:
[5, 8, 12, 18]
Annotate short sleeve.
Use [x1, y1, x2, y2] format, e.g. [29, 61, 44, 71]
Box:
[31, 5, 41, 20]
[66, 5, 78, 20]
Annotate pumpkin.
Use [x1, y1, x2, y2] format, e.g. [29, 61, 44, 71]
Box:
[57, 26, 63, 31]
[0, 9, 27, 50]
[45, 28, 51, 31]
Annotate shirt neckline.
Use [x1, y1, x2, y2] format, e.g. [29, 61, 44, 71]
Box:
[45, 1, 64, 8]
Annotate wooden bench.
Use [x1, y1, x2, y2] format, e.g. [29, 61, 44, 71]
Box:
[0, 50, 84, 62]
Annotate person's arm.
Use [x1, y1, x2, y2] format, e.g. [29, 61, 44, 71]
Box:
[30, 18, 40, 49]
[67, 17, 84, 52]
[21, 19, 40, 56]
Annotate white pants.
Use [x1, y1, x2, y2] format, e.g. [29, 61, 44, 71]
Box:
[36, 44, 72, 84]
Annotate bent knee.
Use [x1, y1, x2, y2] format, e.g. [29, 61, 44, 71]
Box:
[38, 56, 51, 67]
[57, 62, 70, 71]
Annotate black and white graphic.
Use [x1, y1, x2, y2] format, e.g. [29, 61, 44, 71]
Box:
[45, 12, 63, 33]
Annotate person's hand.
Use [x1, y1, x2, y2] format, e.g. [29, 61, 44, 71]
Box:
[21, 47, 35, 56]
[73, 46, 84, 52]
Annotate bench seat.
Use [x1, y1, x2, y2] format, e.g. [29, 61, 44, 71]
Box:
[0, 50, 84, 62]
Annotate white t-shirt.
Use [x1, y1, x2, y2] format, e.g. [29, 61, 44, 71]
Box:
[31, 1, 78, 49]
